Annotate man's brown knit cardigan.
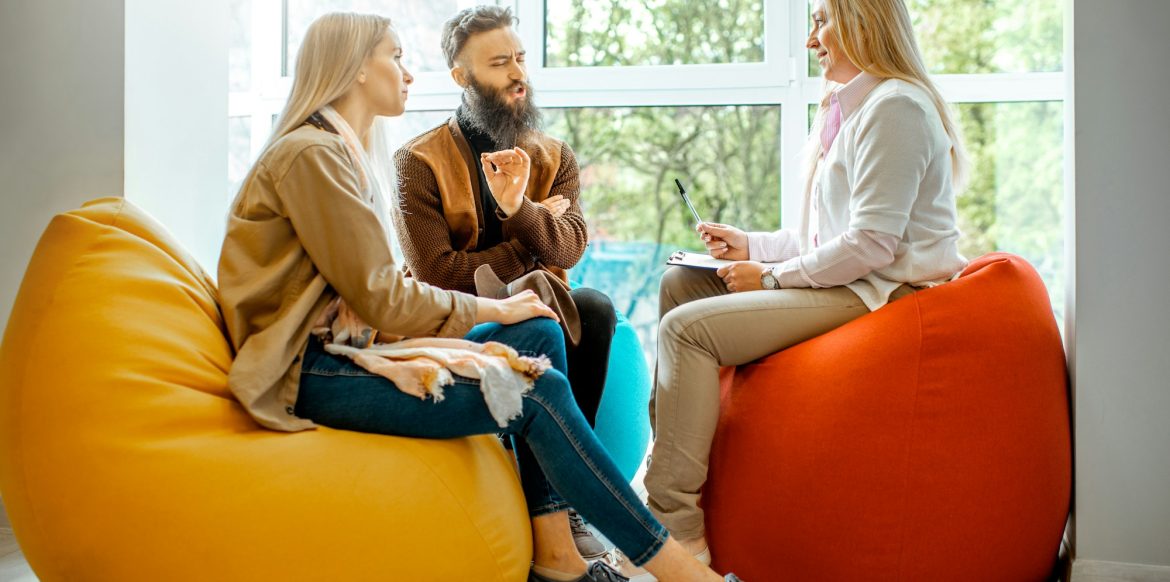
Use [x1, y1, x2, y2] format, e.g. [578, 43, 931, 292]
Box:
[393, 117, 589, 295]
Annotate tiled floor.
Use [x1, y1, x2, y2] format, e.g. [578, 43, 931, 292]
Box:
[0, 528, 37, 581]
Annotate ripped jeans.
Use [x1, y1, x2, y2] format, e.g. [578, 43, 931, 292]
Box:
[295, 317, 669, 566]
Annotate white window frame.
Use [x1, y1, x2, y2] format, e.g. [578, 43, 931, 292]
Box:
[229, 0, 1066, 229]
[516, 0, 788, 91]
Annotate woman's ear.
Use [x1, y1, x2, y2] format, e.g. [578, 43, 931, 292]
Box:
[358, 71, 368, 84]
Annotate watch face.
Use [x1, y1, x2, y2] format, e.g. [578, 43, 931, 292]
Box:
[762, 270, 777, 289]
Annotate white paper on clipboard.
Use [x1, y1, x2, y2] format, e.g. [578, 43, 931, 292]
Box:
[665, 250, 735, 270]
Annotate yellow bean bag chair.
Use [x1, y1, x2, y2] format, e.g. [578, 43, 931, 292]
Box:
[0, 197, 532, 581]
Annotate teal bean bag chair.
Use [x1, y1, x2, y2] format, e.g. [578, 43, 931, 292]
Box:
[593, 312, 652, 482]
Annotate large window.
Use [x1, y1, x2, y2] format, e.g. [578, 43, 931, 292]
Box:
[229, 0, 1067, 364]
[545, 0, 767, 67]
[285, 0, 470, 75]
[546, 105, 782, 339]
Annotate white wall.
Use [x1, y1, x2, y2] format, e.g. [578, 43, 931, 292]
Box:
[0, 0, 126, 340]
[125, 0, 229, 274]
[1, 0, 228, 533]
[0, 0, 227, 332]
[1072, 0, 1170, 575]
[0, 0, 127, 530]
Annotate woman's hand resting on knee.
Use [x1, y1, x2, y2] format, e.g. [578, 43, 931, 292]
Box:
[716, 261, 767, 293]
[476, 290, 560, 325]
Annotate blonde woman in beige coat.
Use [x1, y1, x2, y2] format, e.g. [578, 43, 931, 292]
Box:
[218, 12, 740, 582]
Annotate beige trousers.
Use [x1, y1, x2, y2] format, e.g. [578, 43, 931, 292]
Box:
[645, 266, 913, 540]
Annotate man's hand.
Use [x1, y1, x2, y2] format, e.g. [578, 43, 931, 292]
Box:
[538, 195, 570, 218]
[716, 261, 767, 293]
[482, 147, 531, 216]
[698, 222, 749, 261]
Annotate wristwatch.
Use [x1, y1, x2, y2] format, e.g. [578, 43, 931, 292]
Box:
[760, 267, 779, 290]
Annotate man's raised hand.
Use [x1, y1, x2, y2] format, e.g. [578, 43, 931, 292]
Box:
[482, 147, 532, 216]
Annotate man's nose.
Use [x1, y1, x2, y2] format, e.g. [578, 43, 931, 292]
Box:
[508, 60, 524, 79]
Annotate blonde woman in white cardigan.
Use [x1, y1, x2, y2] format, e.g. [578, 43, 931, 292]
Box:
[631, 0, 970, 576]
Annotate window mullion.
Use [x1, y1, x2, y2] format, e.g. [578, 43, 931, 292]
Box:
[935, 73, 1066, 103]
[779, 81, 808, 230]
[764, 0, 789, 75]
[250, 0, 283, 156]
[515, 0, 545, 70]
[782, 0, 814, 230]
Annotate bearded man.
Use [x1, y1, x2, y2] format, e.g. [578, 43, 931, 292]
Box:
[393, 5, 617, 561]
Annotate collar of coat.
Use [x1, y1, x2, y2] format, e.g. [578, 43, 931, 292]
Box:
[404, 116, 564, 252]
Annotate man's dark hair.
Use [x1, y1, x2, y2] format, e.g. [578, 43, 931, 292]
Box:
[441, 5, 518, 68]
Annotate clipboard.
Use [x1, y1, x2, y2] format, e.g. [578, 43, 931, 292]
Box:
[666, 250, 734, 270]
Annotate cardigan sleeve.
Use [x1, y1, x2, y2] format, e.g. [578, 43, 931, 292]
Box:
[277, 143, 476, 338]
[774, 228, 899, 289]
[747, 229, 801, 263]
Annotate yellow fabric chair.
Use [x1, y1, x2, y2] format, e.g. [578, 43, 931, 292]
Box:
[0, 197, 532, 581]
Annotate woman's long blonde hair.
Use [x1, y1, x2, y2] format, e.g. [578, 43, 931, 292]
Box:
[810, 0, 969, 193]
[261, 12, 392, 156]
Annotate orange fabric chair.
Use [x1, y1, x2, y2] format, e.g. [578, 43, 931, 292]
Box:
[702, 253, 1070, 581]
[0, 198, 531, 581]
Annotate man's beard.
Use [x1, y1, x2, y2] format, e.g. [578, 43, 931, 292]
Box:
[462, 73, 542, 149]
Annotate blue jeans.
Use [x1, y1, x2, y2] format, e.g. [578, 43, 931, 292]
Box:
[295, 317, 669, 566]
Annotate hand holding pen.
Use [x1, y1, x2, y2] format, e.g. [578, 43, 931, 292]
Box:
[698, 222, 749, 261]
[674, 177, 749, 260]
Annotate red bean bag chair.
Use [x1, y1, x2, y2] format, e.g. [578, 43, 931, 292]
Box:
[702, 253, 1070, 581]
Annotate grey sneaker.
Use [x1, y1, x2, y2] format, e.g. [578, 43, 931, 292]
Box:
[586, 561, 629, 581]
[528, 561, 629, 582]
[569, 509, 608, 559]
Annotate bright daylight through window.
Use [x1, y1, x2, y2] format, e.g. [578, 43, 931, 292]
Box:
[229, 0, 1066, 365]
